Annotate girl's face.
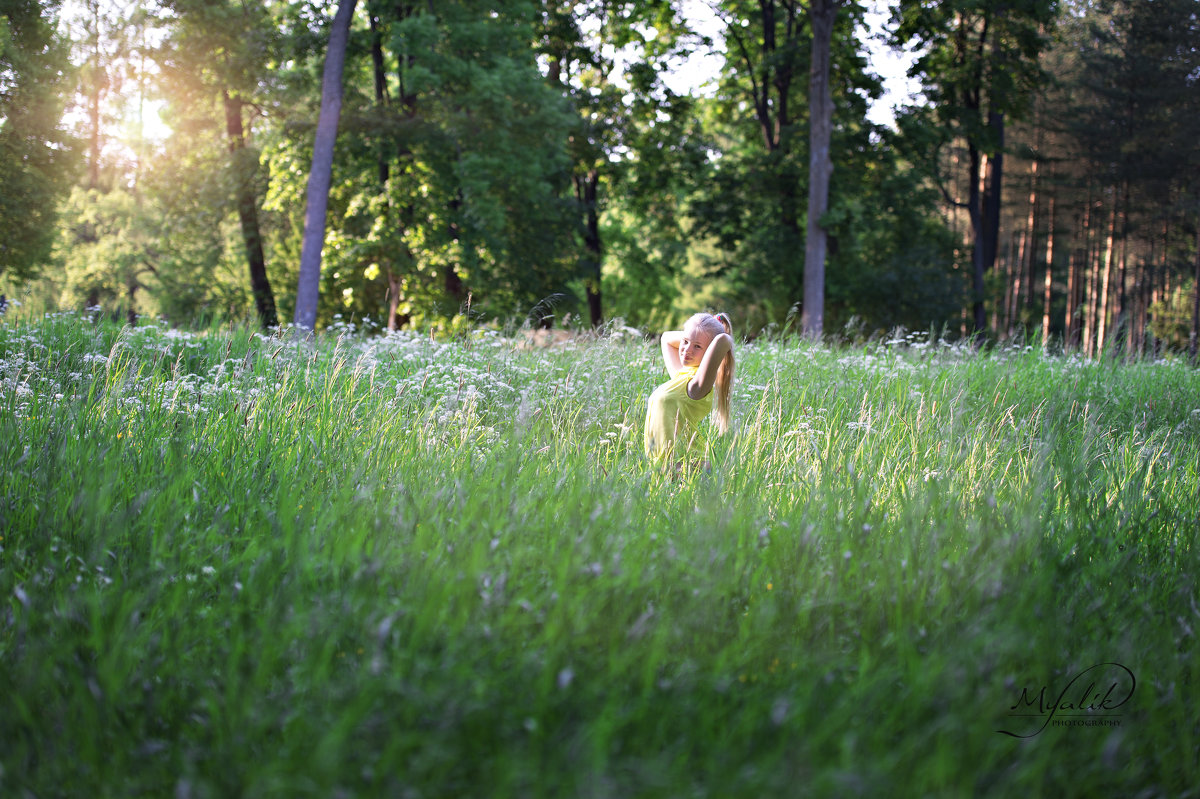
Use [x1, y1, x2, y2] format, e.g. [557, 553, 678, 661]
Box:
[679, 320, 713, 367]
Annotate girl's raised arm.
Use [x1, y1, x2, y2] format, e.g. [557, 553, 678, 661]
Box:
[686, 333, 733, 400]
[659, 329, 684, 377]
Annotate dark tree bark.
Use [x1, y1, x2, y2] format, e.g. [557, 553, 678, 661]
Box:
[801, 0, 837, 337]
[967, 144, 987, 334]
[295, 0, 357, 330]
[574, 169, 602, 328]
[369, 11, 390, 187]
[443, 192, 468, 310]
[368, 10, 411, 331]
[981, 112, 1005, 279]
[1191, 225, 1199, 364]
[223, 91, 278, 329]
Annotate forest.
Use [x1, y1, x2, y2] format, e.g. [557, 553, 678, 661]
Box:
[2, 0, 1198, 354]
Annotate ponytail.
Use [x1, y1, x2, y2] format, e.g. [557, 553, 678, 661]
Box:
[713, 312, 735, 434]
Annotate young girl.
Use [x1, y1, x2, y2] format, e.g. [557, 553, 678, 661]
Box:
[643, 312, 735, 465]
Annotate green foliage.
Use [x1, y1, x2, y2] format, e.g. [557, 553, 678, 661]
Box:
[684, 2, 960, 334]
[822, 131, 965, 334]
[0, 0, 77, 281]
[1066, 0, 1200, 229]
[262, 0, 579, 328]
[1148, 277, 1197, 351]
[46, 180, 255, 324]
[595, 66, 708, 329]
[3, 314, 1200, 794]
[898, 0, 1058, 145]
[5, 0, 1192, 351]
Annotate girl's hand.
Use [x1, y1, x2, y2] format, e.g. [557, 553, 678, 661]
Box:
[687, 333, 732, 400]
[660, 330, 685, 376]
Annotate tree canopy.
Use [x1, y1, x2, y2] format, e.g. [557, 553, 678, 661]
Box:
[0, 0, 1196, 356]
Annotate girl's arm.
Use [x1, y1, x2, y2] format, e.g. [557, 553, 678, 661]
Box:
[660, 330, 684, 377]
[687, 333, 733, 400]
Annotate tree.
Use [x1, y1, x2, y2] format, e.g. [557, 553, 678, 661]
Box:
[684, 0, 810, 329]
[1014, 0, 1200, 357]
[270, 0, 576, 330]
[294, 0, 356, 331]
[685, 0, 954, 335]
[160, 0, 279, 328]
[897, 0, 1057, 335]
[599, 62, 707, 330]
[801, 0, 839, 337]
[0, 0, 76, 282]
[538, 0, 689, 328]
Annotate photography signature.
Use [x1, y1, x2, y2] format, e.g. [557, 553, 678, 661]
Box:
[996, 662, 1135, 739]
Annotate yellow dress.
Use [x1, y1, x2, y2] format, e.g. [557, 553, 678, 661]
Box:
[644, 365, 713, 460]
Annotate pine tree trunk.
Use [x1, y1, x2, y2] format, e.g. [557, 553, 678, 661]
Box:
[1041, 194, 1055, 349]
[223, 92, 278, 329]
[295, 0, 357, 330]
[1097, 200, 1117, 355]
[1070, 242, 1080, 347]
[1021, 162, 1038, 319]
[1083, 195, 1097, 356]
[1147, 221, 1169, 357]
[1010, 231, 1023, 337]
[1190, 225, 1199, 364]
[1116, 182, 1130, 355]
[1135, 237, 1153, 358]
[997, 228, 1008, 335]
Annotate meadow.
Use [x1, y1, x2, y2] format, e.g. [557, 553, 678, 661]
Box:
[2, 311, 1199, 797]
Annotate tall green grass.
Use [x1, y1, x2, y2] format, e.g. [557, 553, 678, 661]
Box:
[2, 313, 1198, 797]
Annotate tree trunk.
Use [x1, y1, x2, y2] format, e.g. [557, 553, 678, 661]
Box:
[1021, 158, 1039, 324]
[443, 192, 469, 310]
[223, 92, 278, 329]
[1070, 239, 1080, 345]
[1041, 193, 1055, 348]
[126, 272, 143, 326]
[968, 143, 987, 335]
[86, 0, 103, 190]
[801, 0, 836, 338]
[979, 111, 1005, 334]
[294, 0, 358, 331]
[733, 0, 803, 307]
[1006, 231, 1020, 336]
[1190, 225, 1199, 364]
[1145, 220, 1169, 357]
[1097, 199, 1117, 355]
[88, 70, 102, 190]
[1134, 237, 1150, 358]
[1115, 181, 1130, 355]
[369, 11, 411, 332]
[370, 12, 390, 187]
[1083, 195, 1097, 356]
[574, 170, 603, 328]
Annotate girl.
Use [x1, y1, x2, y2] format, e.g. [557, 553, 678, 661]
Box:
[643, 312, 735, 465]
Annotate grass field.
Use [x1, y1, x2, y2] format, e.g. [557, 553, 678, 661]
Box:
[2, 312, 1199, 797]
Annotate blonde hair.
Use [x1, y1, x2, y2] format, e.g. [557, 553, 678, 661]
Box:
[688, 312, 736, 435]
